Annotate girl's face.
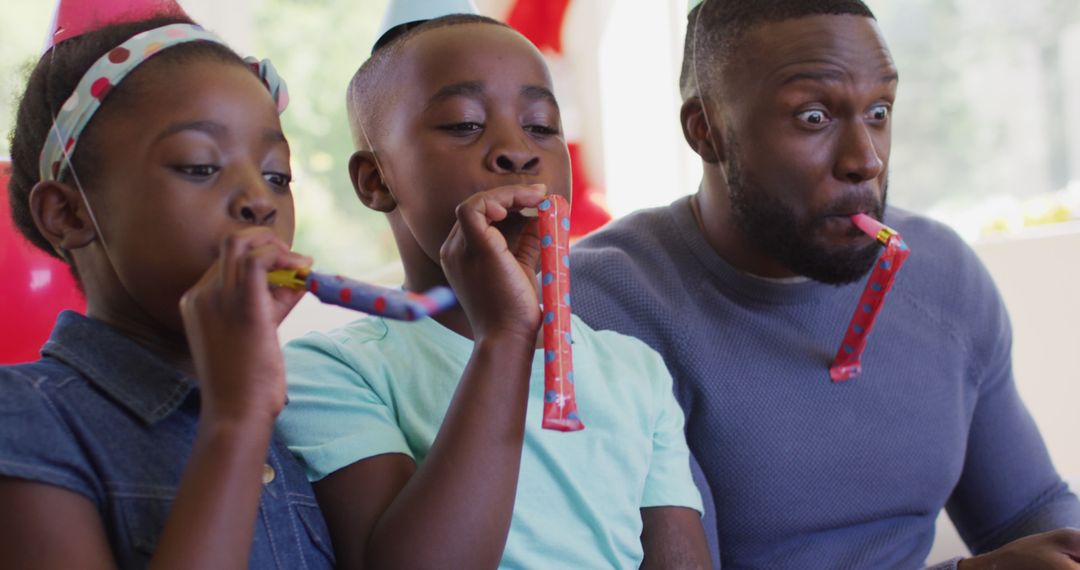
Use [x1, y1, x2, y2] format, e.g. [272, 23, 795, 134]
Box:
[78, 56, 294, 332]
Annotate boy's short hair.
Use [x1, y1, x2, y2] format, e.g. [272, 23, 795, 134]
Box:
[680, 0, 876, 100]
[7, 17, 243, 262]
[346, 14, 510, 152]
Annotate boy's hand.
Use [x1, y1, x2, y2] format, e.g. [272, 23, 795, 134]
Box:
[180, 227, 312, 425]
[441, 184, 548, 342]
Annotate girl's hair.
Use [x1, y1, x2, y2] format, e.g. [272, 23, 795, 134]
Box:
[7, 16, 246, 260]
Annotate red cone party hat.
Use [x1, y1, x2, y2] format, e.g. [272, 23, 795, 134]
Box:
[45, 0, 189, 50]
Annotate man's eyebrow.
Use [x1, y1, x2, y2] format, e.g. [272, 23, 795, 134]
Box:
[426, 81, 485, 109]
[154, 120, 226, 143]
[779, 69, 849, 87]
[779, 69, 900, 87]
[521, 85, 559, 108]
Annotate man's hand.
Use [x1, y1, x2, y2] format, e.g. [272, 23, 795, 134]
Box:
[960, 529, 1080, 569]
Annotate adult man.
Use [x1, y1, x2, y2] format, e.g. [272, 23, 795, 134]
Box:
[570, 0, 1080, 568]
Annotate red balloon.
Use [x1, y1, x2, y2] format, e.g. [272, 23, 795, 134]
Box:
[0, 159, 86, 364]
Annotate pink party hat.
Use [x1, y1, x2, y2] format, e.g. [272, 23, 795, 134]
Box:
[45, 0, 189, 50]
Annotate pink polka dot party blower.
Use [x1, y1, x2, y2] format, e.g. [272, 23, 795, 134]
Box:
[268, 268, 456, 321]
[537, 195, 584, 432]
[829, 213, 911, 382]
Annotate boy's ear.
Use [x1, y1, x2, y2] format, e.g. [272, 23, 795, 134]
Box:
[681, 96, 723, 165]
[349, 150, 397, 212]
[28, 180, 97, 254]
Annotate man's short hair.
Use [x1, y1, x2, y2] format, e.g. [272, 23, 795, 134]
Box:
[680, 0, 876, 100]
[346, 14, 509, 151]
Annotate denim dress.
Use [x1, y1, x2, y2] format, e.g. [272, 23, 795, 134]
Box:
[0, 311, 335, 569]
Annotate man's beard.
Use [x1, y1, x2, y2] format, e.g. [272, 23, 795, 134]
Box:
[725, 153, 888, 286]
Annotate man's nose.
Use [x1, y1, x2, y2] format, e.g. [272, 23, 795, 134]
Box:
[834, 121, 885, 184]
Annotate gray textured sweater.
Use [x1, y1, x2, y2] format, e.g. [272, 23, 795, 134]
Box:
[570, 195, 1080, 569]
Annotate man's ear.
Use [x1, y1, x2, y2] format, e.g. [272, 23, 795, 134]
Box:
[681, 96, 723, 165]
[28, 180, 97, 254]
[349, 150, 397, 213]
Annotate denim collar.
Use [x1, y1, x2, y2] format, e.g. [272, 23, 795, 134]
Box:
[41, 311, 195, 425]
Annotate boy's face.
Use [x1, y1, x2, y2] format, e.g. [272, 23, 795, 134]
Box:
[374, 24, 572, 269]
[78, 57, 293, 330]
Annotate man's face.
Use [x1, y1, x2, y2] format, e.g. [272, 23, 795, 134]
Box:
[711, 15, 898, 284]
[376, 24, 572, 267]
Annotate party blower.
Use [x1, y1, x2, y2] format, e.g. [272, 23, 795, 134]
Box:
[268, 268, 456, 321]
[537, 195, 584, 432]
[829, 213, 911, 382]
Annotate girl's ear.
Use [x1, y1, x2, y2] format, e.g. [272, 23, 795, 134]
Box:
[349, 151, 397, 212]
[681, 96, 724, 164]
[29, 180, 97, 254]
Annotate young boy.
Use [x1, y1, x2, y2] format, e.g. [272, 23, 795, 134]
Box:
[276, 12, 709, 569]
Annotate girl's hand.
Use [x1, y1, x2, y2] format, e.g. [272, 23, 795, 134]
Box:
[440, 184, 547, 343]
[180, 227, 312, 425]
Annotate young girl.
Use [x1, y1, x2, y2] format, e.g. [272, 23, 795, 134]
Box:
[0, 4, 333, 568]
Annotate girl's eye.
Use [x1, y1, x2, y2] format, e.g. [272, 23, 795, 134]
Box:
[440, 122, 484, 134]
[264, 171, 292, 188]
[868, 105, 890, 121]
[176, 164, 220, 177]
[796, 109, 830, 127]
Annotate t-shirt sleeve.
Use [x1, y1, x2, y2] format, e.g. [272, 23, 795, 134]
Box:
[0, 368, 98, 503]
[277, 332, 413, 482]
[945, 255, 1080, 552]
[640, 353, 704, 513]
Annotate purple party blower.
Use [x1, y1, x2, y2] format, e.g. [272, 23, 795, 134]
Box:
[269, 268, 456, 321]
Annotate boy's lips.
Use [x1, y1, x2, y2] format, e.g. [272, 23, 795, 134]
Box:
[495, 211, 531, 239]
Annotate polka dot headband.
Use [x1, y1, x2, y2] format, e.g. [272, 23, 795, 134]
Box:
[39, 23, 290, 183]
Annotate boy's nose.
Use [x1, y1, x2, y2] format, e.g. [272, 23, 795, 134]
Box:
[489, 148, 540, 174]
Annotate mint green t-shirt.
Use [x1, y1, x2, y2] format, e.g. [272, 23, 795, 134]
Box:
[278, 314, 702, 568]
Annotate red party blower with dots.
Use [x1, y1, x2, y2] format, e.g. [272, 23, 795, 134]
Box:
[537, 195, 584, 432]
[829, 213, 911, 382]
[268, 268, 456, 321]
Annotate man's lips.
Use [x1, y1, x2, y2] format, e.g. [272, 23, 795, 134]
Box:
[819, 213, 874, 240]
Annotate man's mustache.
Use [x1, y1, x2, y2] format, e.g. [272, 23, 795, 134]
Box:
[816, 188, 885, 221]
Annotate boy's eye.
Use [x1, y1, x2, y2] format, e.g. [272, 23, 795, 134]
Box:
[176, 164, 220, 177]
[795, 109, 830, 127]
[439, 122, 484, 134]
[263, 171, 292, 188]
[524, 124, 559, 136]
